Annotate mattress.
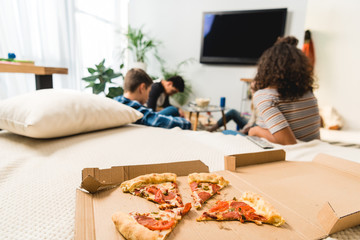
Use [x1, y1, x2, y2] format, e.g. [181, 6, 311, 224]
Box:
[0, 124, 359, 239]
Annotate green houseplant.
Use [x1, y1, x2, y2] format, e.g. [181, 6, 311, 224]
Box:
[161, 58, 194, 106]
[125, 25, 162, 67]
[82, 59, 124, 98]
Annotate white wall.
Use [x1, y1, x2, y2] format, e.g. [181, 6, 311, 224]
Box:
[128, 0, 308, 128]
[305, 0, 360, 130]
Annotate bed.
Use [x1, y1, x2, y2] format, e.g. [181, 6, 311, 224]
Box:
[0, 124, 359, 239]
[0, 89, 359, 239]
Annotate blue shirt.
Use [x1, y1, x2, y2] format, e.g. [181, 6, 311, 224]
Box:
[114, 95, 191, 130]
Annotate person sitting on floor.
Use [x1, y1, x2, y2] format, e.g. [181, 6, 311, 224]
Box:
[114, 68, 191, 130]
[146, 76, 185, 117]
[207, 81, 257, 135]
[249, 36, 321, 145]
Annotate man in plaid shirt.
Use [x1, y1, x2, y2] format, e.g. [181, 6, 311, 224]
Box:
[114, 68, 191, 130]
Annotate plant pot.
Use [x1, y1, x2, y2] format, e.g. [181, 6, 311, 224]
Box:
[131, 62, 147, 71]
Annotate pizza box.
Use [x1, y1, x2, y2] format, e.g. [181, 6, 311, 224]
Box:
[223, 149, 360, 239]
[75, 160, 210, 240]
[74, 150, 360, 240]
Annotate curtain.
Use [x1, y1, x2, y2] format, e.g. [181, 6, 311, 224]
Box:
[0, 0, 127, 99]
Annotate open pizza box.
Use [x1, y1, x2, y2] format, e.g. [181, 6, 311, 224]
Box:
[223, 149, 360, 239]
[75, 150, 360, 240]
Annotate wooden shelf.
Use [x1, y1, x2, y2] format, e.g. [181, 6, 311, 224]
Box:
[0, 64, 68, 75]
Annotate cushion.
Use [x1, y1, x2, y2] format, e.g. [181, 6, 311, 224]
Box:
[0, 89, 143, 138]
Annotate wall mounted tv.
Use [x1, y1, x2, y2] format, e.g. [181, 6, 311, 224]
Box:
[200, 8, 287, 65]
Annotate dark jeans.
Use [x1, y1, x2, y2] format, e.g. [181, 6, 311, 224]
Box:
[217, 109, 248, 129]
[158, 106, 180, 117]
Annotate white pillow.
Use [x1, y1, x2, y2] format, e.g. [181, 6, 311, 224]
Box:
[0, 89, 143, 138]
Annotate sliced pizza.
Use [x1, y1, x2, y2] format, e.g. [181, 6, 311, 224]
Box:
[188, 173, 229, 209]
[120, 173, 184, 210]
[197, 191, 285, 226]
[112, 203, 191, 240]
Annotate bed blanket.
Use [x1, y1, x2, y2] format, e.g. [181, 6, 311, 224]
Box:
[0, 125, 359, 239]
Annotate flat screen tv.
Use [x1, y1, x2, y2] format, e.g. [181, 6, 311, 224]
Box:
[200, 8, 287, 65]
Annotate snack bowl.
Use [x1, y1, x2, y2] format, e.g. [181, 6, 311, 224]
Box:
[195, 98, 210, 108]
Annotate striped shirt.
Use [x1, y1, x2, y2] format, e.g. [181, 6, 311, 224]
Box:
[114, 95, 191, 130]
[253, 89, 320, 141]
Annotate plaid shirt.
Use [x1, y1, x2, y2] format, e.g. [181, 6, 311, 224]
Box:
[114, 96, 191, 130]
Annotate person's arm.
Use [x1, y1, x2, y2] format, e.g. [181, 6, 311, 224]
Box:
[248, 126, 297, 145]
[146, 84, 162, 111]
[251, 89, 297, 145]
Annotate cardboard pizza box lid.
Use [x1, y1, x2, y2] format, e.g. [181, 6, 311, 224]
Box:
[80, 160, 209, 193]
[224, 149, 360, 239]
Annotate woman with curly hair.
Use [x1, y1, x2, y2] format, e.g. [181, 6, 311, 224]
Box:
[249, 36, 321, 145]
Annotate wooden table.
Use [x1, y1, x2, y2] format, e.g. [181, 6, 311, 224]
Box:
[182, 104, 227, 131]
[0, 63, 68, 89]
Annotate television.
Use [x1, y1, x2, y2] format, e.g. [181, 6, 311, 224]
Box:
[200, 8, 287, 65]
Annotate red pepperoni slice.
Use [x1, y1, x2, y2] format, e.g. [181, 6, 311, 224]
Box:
[146, 186, 159, 195]
[190, 182, 198, 191]
[246, 212, 267, 221]
[211, 184, 221, 193]
[134, 215, 175, 230]
[134, 215, 157, 226]
[154, 190, 166, 203]
[230, 201, 249, 209]
[222, 211, 241, 220]
[180, 203, 192, 216]
[230, 201, 267, 222]
[198, 191, 211, 203]
[208, 201, 229, 213]
[163, 192, 176, 201]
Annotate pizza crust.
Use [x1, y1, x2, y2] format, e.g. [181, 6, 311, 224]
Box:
[112, 211, 159, 240]
[241, 191, 285, 226]
[121, 173, 177, 193]
[188, 173, 229, 187]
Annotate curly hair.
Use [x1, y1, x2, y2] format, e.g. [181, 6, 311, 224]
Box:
[253, 36, 315, 100]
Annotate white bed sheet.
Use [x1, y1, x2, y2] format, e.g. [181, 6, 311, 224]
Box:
[0, 124, 359, 239]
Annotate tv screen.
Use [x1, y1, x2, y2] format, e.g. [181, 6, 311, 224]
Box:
[200, 8, 287, 65]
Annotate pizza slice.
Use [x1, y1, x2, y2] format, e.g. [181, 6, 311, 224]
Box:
[120, 173, 183, 210]
[197, 191, 285, 226]
[188, 173, 229, 209]
[112, 203, 191, 240]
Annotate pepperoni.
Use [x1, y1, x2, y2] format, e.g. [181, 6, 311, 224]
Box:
[180, 203, 192, 216]
[230, 201, 249, 209]
[209, 201, 229, 213]
[211, 184, 221, 193]
[163, 192, 176, 201]
[190, 182, 198, 191]
[230, 201, 267, 222]
[134, 215, 157, 226]
[134, 215, 175, 230]
[222, 211, 241, 220]
[146, 186, 159, 195]
[198, 192, 211, 203]
[202, 212, 218, 219]
[154, 190, 166, 203]
[245, 212, 267, 222]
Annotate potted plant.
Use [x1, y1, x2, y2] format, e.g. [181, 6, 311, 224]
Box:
[82, 59, 124, 98]
[125, 25, 162, 70]
[160, 58, 195, 106]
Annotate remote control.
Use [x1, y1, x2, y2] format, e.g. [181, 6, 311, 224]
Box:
[246, 136, 274, 149]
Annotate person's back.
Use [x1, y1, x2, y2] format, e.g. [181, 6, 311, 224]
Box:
[253, 89, 320, 142]
[249, 36, 320, 145]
